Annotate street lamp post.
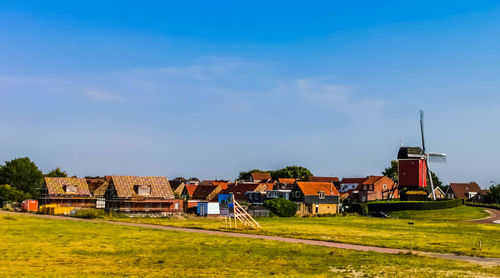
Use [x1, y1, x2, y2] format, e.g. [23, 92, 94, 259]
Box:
[408, 222, 414, 253]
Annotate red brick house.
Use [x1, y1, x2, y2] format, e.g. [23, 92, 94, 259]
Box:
[39, 177, 97, 208]
[353, 176, 397, 202]
[104, 176, 182, 215]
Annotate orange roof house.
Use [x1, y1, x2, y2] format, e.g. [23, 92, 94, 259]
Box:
[105, 176, 182, 215]
[39, 177, 96, 208]
[291, 181, 340, 216]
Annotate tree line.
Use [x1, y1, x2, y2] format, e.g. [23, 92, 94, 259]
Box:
[0, 157, 67, 203]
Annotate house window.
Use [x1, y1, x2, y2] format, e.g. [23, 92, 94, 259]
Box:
[363, 185, 367, 190]
[383, 184, 387, 189]
[295, 191, 301, 198]
[319, 191, 325, 199]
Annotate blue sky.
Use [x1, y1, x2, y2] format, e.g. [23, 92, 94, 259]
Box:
[1, 1, 500, 187]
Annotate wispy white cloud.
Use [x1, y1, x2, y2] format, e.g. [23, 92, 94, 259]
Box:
[291, 77, 385, 115]
[0, 57, 384, 116]
[81, 89, 122, 102]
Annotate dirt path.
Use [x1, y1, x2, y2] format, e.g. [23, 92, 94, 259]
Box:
[473, 208, 500, 224]
[2, 210, 500, 266]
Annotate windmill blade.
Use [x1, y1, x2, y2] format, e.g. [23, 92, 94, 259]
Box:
[428, 156, 447, 163]
[425, 158, 437, 200]
[428, 152, 447, 163]
[428, 152, 446, 157]
[420, 110, 426, 152]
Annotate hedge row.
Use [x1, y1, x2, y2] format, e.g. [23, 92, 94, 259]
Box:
[466, 202, 500, 210]
[351, 199, 464, 214]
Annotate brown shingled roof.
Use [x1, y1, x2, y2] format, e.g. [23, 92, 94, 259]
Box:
[449, 182, 482, 200]
[192, 185, 220, 200]
[296, 182, 340, 196]
[45, 177, 91, 196]
[109, 176, 174, 199]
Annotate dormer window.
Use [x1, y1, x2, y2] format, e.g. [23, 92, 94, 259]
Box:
[319, 191, 325, 199]
[134, 185, 151, 196]
[62, 184, 77, 193]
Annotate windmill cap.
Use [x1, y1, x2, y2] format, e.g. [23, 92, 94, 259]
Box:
[398, 147, 425, 159]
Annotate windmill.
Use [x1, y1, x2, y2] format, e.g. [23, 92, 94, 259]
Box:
[398, 110, 446, 200]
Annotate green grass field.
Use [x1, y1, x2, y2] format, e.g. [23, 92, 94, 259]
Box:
[116, 205, 500, 258]
[1, 213, 499, 277]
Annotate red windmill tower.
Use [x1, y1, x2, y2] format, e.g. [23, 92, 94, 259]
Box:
[398, 110, 446, 200]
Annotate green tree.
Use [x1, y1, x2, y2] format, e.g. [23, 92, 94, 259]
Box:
[271, 166, 312, 181]
[238, 169, 267, 180]
[0, 157, 43, 197]
[382, 160, 399, 181]
[428, 171, 444, 191]
[484, 184, 500, 204]
[0, 184, 31, 203]
[45, 167, 68, 177]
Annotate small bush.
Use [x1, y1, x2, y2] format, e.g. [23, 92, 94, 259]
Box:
[350, 203, 369, 215]
[73, 209, 106, 219]
[263, 198, 297, 217]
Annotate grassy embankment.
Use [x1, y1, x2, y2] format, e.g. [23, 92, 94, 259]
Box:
[116, 205, 500, 258]
[1, 213, 499, 277]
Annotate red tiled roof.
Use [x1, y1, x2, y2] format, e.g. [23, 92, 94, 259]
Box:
[109, 176, 174, 199]
[251, 172, 272, 181]
[449, 182, 482, 199]
[296, 182, 340, 196]
[45, 177, 91, 196]
[310, 176, 340, 183]
[361, 176, 384, 185]
[279, 178, 296, 184]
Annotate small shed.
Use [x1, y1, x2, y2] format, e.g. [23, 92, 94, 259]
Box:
[197, 202, 220, 216]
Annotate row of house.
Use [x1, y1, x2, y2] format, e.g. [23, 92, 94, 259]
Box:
[38, 173, 490, 217]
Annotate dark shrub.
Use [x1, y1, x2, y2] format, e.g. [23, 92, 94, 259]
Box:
[350, 203, 369, 216]
[350, 199, 463, 215]
[264, 198, 297, 217]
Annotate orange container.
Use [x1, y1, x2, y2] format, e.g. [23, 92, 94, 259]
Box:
[22, 200, 38, 212]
